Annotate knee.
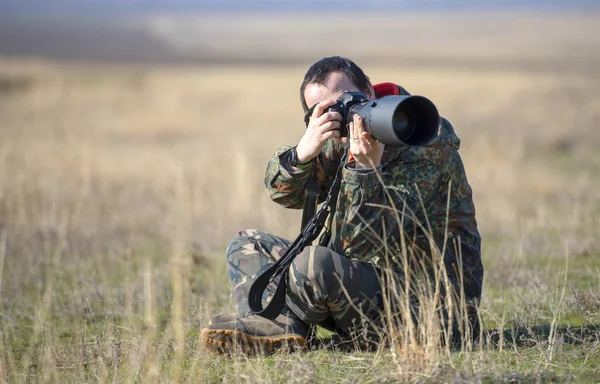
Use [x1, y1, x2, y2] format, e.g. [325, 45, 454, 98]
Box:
[289, 246, 338, 285]
[231, 229, 260, 243]
[225, 229, 259, 262]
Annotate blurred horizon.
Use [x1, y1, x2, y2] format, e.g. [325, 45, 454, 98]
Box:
[1, 7, 599, 70]
[1, 0, 598, 16]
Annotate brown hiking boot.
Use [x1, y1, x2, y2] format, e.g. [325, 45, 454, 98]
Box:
[201, 313, 309, 356]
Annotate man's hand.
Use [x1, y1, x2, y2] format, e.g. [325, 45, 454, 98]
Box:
[349, 114, 385, 169]
[296, 99, 342, 163]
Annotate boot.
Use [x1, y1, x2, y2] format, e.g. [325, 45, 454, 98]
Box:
[201, 313, 309, 356]
[208, 312, 239, 325]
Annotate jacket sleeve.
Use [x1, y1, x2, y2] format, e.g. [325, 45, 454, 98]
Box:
[329, 156, 441, 261]
[264, 146, 312, 209]
[264, 142, 345, 209]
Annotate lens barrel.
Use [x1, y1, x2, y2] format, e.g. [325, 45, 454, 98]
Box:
[349, 95, 440, 147]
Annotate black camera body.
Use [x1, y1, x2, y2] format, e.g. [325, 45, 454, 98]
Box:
[325, 91, 440, 147]
[324, 92, 369, 137]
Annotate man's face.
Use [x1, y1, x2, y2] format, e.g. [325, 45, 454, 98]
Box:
[303, 72, 373, 145]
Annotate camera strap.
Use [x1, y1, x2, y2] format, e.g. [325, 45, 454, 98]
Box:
[248, 151, 348, 320]
[300, 158, 320, 231]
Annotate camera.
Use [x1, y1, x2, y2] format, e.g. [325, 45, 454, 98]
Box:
[325, 91, 440, 147]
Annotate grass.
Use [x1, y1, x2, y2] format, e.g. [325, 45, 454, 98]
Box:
[1, 11, 600, 381]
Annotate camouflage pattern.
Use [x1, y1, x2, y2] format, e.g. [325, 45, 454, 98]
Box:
[226, 229, 479, 342]
[226, 229, 384, 338]
[226, 229, 291, 316]
[264, 84, 483, 310]
[287, 244, 384, 337]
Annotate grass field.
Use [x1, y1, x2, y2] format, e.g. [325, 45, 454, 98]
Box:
[1, 11, 600, 383]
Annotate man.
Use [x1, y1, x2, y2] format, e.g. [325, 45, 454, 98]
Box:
[201, 56, 483, 355]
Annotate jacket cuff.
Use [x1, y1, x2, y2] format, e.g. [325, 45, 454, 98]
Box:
[278, 148, 313, 179]
[342, 164, 382, 189]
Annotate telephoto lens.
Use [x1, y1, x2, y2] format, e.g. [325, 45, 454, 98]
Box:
[326, 91, 440, 147]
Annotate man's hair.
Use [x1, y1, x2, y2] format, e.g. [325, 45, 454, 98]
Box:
[300, 56, 372, 114]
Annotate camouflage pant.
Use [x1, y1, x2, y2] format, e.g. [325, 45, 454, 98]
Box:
[225, 229, 384, 337]
[226, 229, 480, 341]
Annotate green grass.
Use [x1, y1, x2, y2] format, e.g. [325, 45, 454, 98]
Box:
[2, 185, 599, 382]
[2, 243, 599, 383]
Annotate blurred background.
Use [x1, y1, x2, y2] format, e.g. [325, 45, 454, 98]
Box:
[1, 0, 599, 247]
[1, 1, 600, 380]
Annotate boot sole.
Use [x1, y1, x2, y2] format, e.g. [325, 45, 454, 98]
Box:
[201, 328, 307, 356]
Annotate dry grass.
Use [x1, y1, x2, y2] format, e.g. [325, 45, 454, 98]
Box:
[0, 11, 600, 382]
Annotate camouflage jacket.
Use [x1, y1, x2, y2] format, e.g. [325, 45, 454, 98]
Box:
[264, 84, 483, 301]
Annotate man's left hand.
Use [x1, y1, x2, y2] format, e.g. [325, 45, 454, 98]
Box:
[348, 114, 385, 169]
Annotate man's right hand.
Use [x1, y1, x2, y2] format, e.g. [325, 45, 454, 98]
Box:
[295, 99, 343, 163]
